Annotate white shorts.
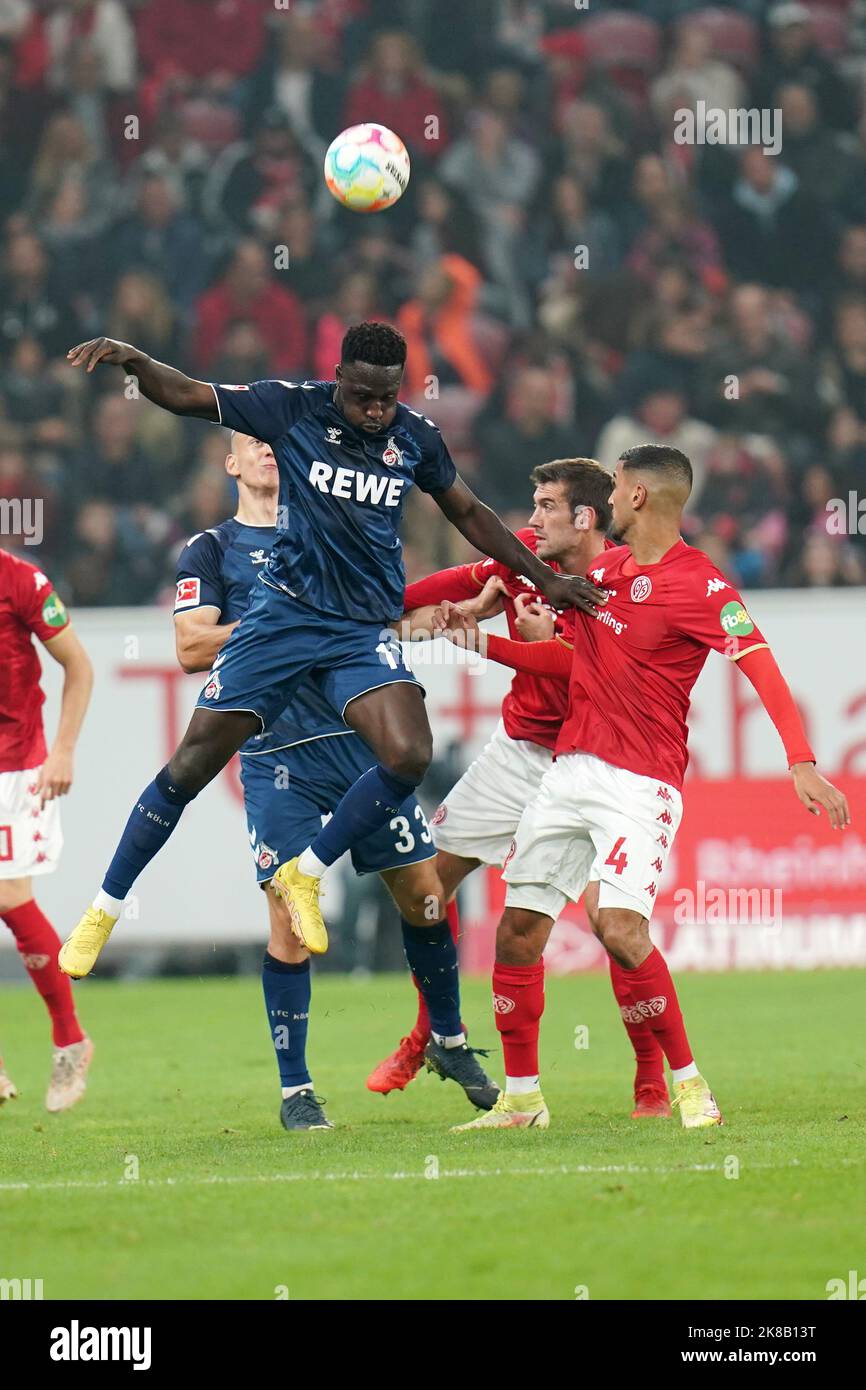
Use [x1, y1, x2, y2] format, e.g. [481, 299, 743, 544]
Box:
[0, 767, 63, 879]
[431, 719, 553, 866]
[504, 751, 682, 923]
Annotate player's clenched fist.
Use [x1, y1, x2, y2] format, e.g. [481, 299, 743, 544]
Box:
[66, 337, 139, 372]
[514, 592, 555, 642]
[791, 763, 851, 830]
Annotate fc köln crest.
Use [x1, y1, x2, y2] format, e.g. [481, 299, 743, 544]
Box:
[382, 437, 403, 468]
[203, 670, 223, 700]
[256, 842, 279, 871]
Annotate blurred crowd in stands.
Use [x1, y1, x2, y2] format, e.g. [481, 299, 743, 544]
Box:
[2, 0, 866, 603]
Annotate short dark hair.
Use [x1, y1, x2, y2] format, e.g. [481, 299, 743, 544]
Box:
[341, 321, 407, 369]
[530, 457, 614, 533]
[620, 443, 693, 493]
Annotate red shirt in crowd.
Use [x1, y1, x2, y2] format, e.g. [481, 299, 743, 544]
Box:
[193, 281, 307, 376]
[137, 0, 266, 81]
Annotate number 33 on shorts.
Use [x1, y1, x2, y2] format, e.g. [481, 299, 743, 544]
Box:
[390, 804, 433, 854]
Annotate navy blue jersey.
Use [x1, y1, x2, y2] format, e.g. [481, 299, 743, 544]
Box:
[209, 380, 457, 623]
[174, 518, 349, 752]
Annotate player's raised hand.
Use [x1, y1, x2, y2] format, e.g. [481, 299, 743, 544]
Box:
[514, 592, 556, 642]
[791, 764, 850, 829]
[541, 571, 607, 614]
[66, 337, 138, 372]
[35, 747, 74, 808]
[459, 574, 508, 620]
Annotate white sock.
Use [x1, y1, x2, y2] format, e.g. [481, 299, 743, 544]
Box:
[281, 1082, 313, 1099]
[94, 889, 124, 918]
[672, 1062, 700, 1084]
[506, 1075, 540, 1095]
[432, 1032, 465, 1049]
[297, 847, 328, 878]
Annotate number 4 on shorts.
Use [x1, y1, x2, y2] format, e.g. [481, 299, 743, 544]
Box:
[604, 836, 628, 876]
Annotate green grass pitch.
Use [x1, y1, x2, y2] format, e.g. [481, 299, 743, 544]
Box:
[1, 969, 863, 1301]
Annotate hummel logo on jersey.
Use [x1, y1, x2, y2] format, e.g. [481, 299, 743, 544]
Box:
[706, 577, 729, 597]
[308, 459, 406, 507]
[249, 549, 267, 564]
[382, 436, 403, 468]
[325, 426, 342, 444]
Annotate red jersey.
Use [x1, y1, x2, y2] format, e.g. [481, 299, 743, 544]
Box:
[557, 539, 768, 789]
[0, 550, 70, 773]
[405, 529, 597, 750]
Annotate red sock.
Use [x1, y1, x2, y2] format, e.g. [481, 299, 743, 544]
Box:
[2, 901, 85, 1048]
[409, 900, 461, 1048]
[608, 955, 666, 1090]
[620, 947, 693, 1071]
[493, 960, 545, 1080]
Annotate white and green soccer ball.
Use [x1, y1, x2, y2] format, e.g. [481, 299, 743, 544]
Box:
[324, 123, 411, 213]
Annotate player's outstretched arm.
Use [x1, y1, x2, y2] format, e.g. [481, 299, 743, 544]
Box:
[438, 602, 572, 679]
[66, 338, 218, 419]
[37, 625, 94, 808]
[736, 647, 850, 829]
[433, 478, 606, 615]
[396, 579, 506, 642]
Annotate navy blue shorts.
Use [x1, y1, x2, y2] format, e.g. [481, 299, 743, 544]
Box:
[195, 578, 422, 730]
[240, 732, 437, 884]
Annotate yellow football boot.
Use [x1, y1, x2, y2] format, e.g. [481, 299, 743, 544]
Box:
[58, 907, 118, 978]
[672, 1075, 723, 1128]
[271, 857, 328, 954]
[451, 1088, 549, 1131]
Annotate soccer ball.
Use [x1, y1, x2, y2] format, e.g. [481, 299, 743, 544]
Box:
[324, 123, 411, 213]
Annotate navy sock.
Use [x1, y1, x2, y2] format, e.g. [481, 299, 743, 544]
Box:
[401, 919, 461, 1038]
[262, 953, 312, 1090]
[102, 767, 197, 899]
[310, 764, 417, 867]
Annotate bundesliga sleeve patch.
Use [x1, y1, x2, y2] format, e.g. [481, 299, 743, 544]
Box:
[41, 591, 68, 628]
[175, 577, 201, 611]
